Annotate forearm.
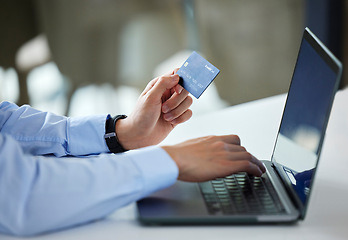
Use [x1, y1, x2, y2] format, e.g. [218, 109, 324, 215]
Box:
[0, 134, 178, 236]
[0, 101, 109, 156]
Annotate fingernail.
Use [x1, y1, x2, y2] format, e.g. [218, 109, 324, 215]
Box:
[164, 113, 174, 121]
[172, 74, 179, 81]
[162, 105, 170, 113]
[178, 86, 183, 94]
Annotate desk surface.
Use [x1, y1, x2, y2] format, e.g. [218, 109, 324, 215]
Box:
[2, 89, 348, 240]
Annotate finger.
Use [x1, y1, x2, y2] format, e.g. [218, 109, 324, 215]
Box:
[251, 154, 266, 173]
[225, 151, 266, 174]
[226, 160, 264, 177]
[147, 75, 180, 101]
[141, 78, 158, 96]
[164, 68, 180, 76]
[174, 83, 184, 95]
[170, 109, 193, 126]
[165, 73, 184, 95]
[224, 144, 247, 152]
[163, 96, 193, 122]
[239, 152, 265, 173]
[162, 89, 189, 114]
[215, 135, 241, 146]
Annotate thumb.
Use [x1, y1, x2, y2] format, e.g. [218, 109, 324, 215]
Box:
[149, 74, 180, 100]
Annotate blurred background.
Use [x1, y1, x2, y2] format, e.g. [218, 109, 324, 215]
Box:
[0, 0, 347, 117]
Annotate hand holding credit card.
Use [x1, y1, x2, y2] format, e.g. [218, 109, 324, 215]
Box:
[176, 51, 220, 99]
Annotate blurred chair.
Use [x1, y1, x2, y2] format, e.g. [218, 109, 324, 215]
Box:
[0, 0, 50, 106]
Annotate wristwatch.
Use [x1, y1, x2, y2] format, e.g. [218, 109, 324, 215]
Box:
[104, 114, 127, 153]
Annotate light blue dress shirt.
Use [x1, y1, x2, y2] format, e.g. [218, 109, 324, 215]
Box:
[0, 101, 179, 236]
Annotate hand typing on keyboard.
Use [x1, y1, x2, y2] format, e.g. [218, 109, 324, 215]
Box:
[162, 135, 266, 182]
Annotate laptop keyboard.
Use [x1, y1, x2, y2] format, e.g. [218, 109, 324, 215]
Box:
[199, 173, 286, 215]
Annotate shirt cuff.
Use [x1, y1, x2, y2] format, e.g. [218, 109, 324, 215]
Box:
[126, 146, 179, 197]
[67, 114, 110, 156]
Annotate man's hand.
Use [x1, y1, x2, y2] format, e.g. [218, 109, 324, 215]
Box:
[162, 135, 266, 182]
[116, 69, 193, 150]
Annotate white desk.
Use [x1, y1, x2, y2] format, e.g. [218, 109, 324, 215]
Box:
[2, 89, 348, 240]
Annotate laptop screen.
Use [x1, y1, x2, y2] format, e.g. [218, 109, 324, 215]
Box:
[271, 28, 342, 214]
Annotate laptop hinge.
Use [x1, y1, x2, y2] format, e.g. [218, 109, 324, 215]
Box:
[271, 162, 303, 214]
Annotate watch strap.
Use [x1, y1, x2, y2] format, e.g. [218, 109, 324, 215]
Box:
[104, 114, 127, 153]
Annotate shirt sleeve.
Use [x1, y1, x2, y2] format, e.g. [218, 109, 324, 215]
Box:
[0, 101, 110, 156]
[0, 133, 179, 236]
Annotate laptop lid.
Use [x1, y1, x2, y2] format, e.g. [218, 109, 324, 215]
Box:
[271, 28, 342, 219]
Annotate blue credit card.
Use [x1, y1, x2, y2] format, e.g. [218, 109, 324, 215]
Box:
[176, 51, 220, 99]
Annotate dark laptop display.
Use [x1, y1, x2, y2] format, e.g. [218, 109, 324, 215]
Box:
[272, 29, 342, 218]
[137, 28, 342, 224]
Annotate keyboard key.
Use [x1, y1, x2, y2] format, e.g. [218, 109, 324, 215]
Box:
[198, 173, 286, 215]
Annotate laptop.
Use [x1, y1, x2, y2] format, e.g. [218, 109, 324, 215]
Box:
[137, 28, 343, 224]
